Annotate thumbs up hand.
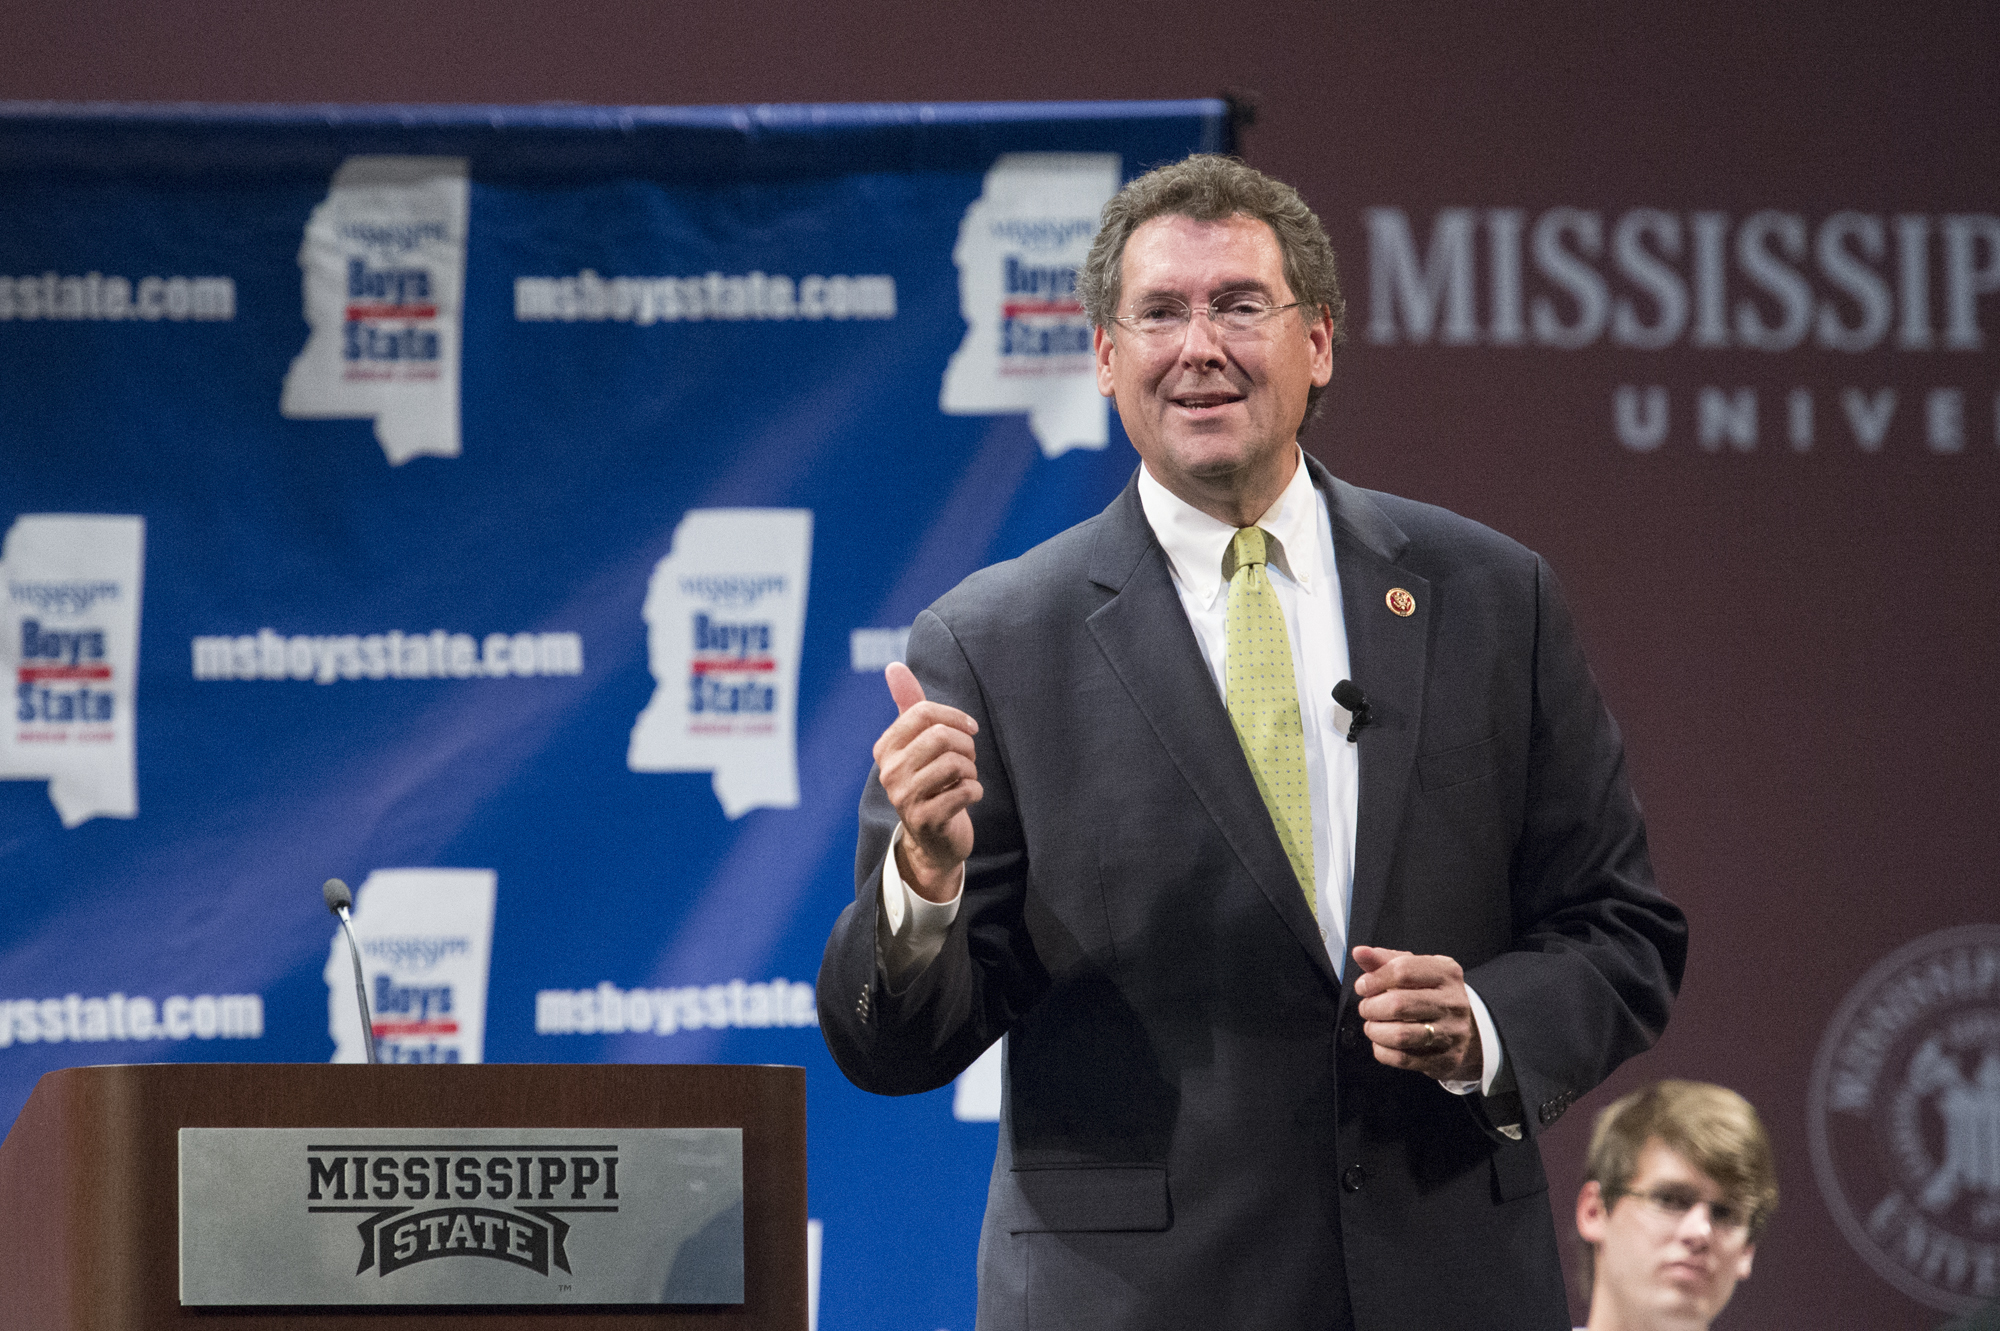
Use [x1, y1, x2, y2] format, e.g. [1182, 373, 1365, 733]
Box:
[874, 662, 982, 901]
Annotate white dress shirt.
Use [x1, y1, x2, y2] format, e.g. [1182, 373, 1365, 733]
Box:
[878, 450, 1503, 1096]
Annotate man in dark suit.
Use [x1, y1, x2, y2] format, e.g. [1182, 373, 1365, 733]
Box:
[818, 155, 1686, 1330]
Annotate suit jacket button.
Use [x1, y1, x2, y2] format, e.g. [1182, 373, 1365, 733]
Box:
[1341, 1164, 1366, 1193]
[1339, 1021, 1359, 1050]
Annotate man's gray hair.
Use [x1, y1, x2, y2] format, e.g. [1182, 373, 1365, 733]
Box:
[1077, 154, 1347, 421]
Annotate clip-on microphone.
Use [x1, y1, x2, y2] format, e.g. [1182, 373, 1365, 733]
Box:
[1332, 679, 1372, 743]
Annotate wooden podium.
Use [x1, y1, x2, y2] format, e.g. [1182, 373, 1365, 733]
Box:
[0, 1063, 807, 1330]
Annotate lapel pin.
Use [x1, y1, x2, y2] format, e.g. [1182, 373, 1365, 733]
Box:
[1386, 587, 1416, 617]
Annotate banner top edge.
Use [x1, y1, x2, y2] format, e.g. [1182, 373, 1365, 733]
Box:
[0, 98, 1229, 134]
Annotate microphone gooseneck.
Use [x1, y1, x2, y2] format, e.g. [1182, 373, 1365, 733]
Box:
[323, 877, 378, 1065]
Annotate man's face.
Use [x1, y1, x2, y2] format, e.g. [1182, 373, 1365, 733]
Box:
[1577, 1139, 1757, 1329]
[1093, 213, 1334, 518]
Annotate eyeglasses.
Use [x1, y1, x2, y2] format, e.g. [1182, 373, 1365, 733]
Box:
[1107, 294, 1310, 339]
[1617, 1185, 1753, 1236]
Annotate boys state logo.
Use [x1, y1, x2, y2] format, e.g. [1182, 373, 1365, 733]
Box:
[939, 152, 1121, 460]
[0, 515, 145, 827]
[1808, 923, 2000, 1312]
[627, 509, 812, 819]
[281, 156, 469, 465]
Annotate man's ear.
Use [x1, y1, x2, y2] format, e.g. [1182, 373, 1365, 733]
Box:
[1576, 1180, 1609, 1244]
[1306, 304, 1335, 387]
[1094, 324, 1117, 398]
[1733, 1243, 1755, 1282]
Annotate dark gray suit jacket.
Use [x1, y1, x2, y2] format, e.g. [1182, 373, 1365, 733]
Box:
[819, 456, 1686, 1330]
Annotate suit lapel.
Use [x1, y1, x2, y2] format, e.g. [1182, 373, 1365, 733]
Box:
[1311, 462, 1430, 959]
[1085, 475, 1339, 988]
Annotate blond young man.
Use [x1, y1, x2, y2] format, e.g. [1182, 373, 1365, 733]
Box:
[1576, 1081, 1778, 1331]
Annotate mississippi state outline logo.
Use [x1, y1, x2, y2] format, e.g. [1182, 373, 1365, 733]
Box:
[1808, 923, 2000, 1312]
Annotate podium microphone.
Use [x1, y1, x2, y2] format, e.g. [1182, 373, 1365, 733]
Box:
[1332, 680, 1372, 743]
[323, 878, 379, 1065]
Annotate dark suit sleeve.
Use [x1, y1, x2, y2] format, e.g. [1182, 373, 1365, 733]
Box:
[817, 606, 1049, 1097]
[1464, 555, 1687, 1139]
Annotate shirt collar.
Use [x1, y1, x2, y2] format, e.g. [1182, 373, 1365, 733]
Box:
[1136, 448, 1321, 607]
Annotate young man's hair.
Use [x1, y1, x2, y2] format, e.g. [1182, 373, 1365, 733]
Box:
[1076, 153, 1347, 422]
[1584, 1079, 1778, 1243]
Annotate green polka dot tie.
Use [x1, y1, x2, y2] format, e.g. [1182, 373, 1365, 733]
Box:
[1225, 527, 1316, 917]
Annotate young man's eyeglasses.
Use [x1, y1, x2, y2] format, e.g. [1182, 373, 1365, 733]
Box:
[1107, 294, 1310, 339]
[1614, 1184, 1753, 1236]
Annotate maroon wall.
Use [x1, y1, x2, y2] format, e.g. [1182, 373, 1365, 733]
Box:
[7, 3, 1995, 1324]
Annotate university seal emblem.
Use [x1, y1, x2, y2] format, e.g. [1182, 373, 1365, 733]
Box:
[1808, 924, 2000, 1312]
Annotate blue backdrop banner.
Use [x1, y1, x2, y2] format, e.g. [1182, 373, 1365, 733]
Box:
[0, 98, 1227, 1329]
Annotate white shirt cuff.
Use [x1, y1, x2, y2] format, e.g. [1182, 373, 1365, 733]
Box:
[878, 824, 963, 986]
[1438, 983, 1505, 1097]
